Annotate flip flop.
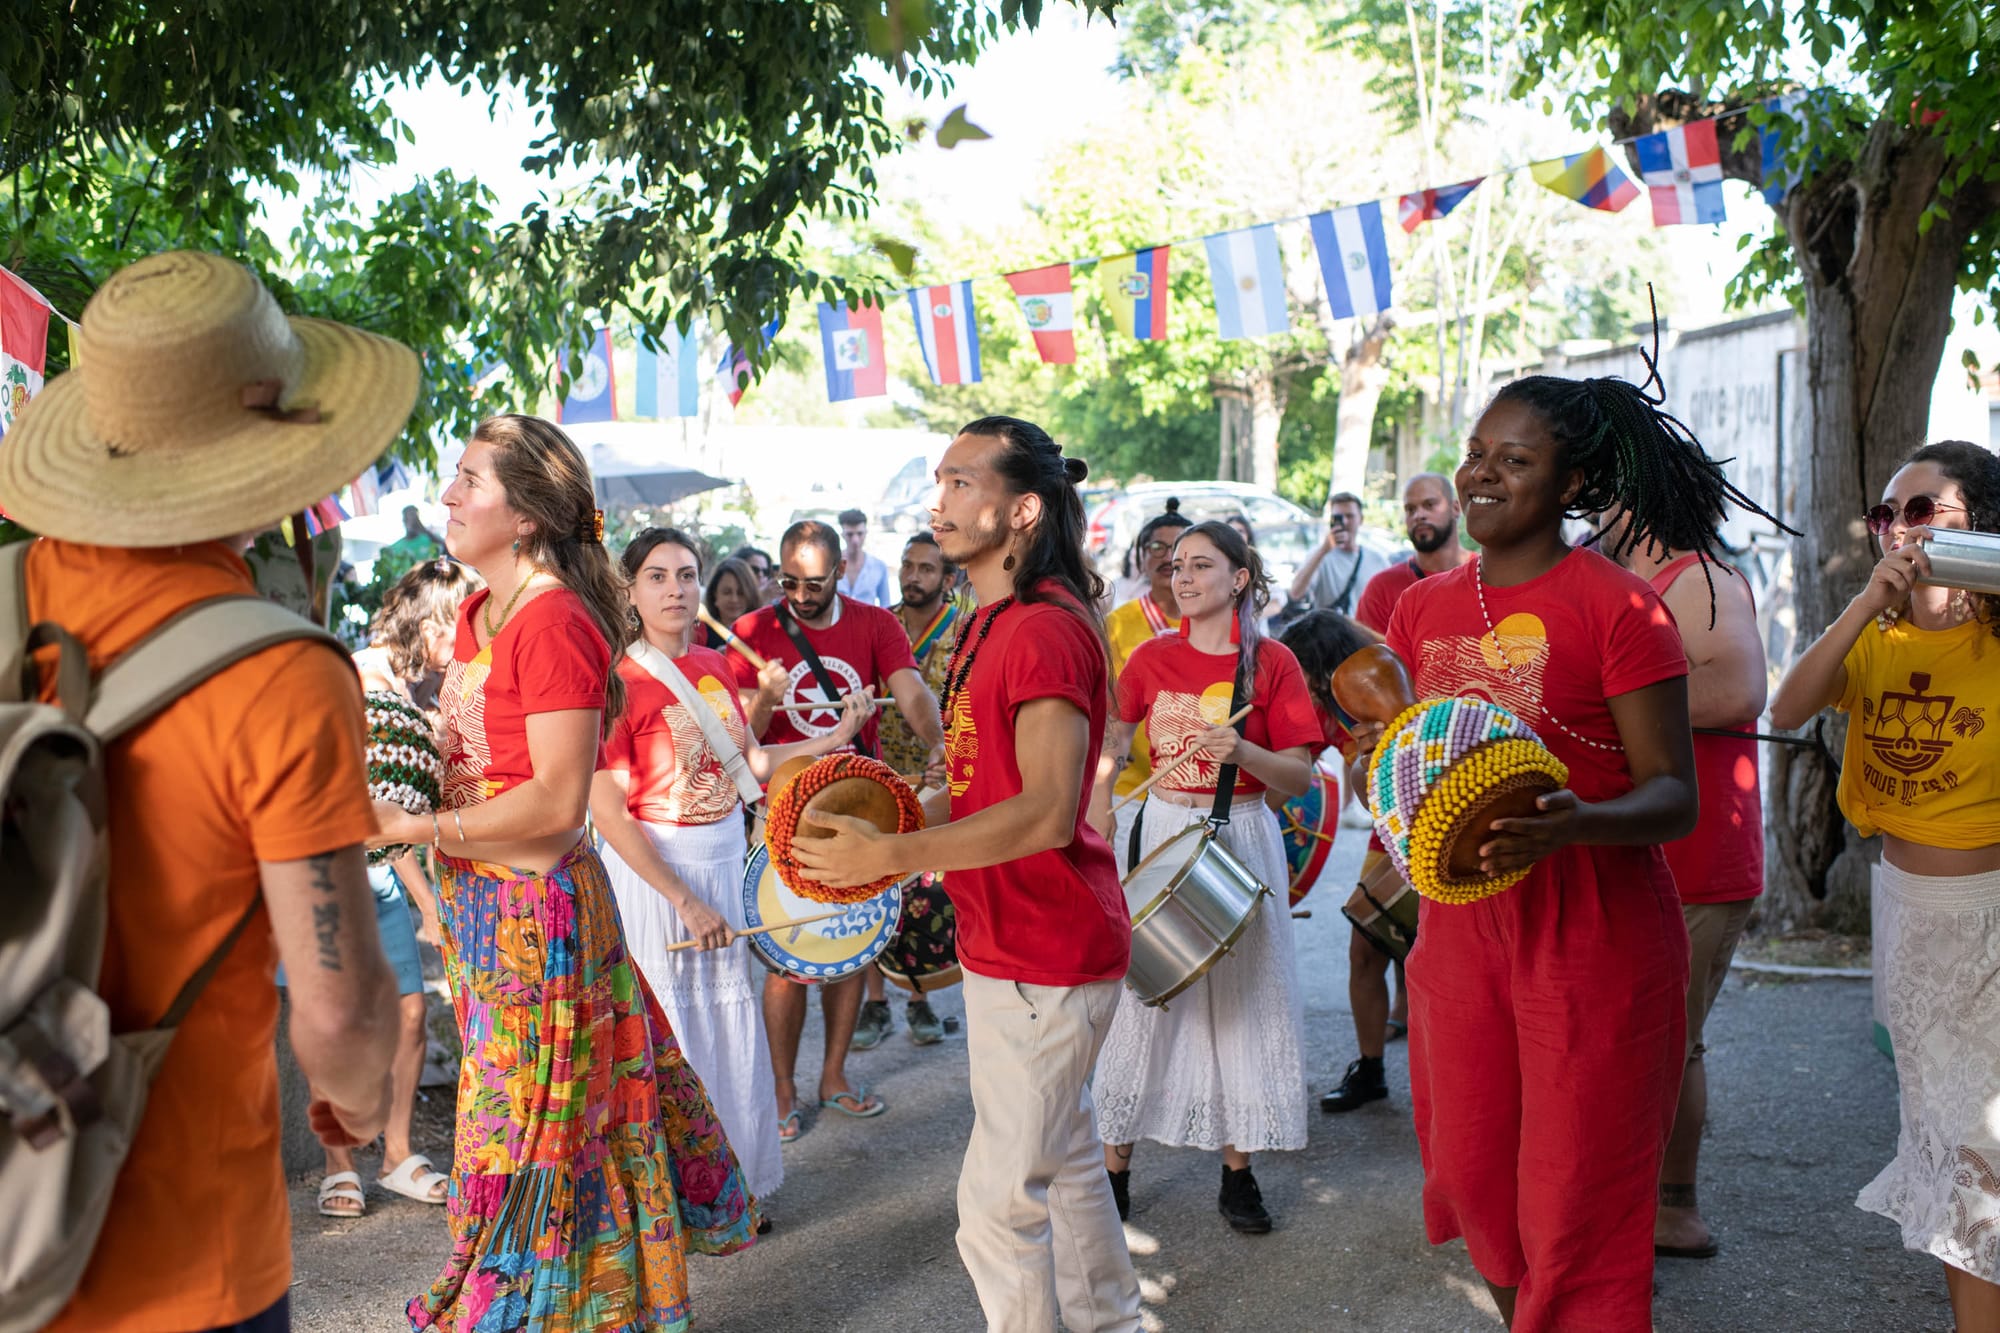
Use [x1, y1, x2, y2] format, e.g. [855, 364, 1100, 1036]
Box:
[1654, 1240, 1719, 1260]
[1385, 1019, 1408, 1043]
[778, 1109, 803, 1143]
[819, 1087, 886, 1119]
[317, 1170, 365, 1218]
[378, 1152, 449, 1204]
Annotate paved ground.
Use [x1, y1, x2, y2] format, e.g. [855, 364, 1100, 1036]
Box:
[291, 835, 1953, 1331]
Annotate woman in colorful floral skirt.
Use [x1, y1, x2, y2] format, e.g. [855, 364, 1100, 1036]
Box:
[372, 414, 757, 1332]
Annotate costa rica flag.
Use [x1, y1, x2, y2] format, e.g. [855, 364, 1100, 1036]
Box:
[907, 281, 982, 386]
[1633, 119, 1728, 226]
[817, 299, 889, 401]
[1004, 264, 1076, 363]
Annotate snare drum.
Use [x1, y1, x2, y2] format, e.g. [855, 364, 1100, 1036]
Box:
[741, 845, 901, 984]
[1341, 850, 1418, 962]
[877, 873, 961, 994]
[1124, 822, 1270, 1008]
[1278, 765, 1337, 907]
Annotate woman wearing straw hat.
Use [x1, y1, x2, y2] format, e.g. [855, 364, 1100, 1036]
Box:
[370, 415, 759, 1331]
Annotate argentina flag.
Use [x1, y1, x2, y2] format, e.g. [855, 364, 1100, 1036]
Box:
[1309, 202, 1394, 321]
[1203, 224, 1290, 340]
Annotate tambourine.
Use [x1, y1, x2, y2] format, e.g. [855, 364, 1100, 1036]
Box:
[764, 753, 926, 904]
[1332, 645, 1568, 905]
[365, 691, 443, 865]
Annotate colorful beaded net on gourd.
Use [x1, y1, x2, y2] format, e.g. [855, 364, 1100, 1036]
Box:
[365, 691, 443, 865]
[765, 753, 926, 904]
[1367, 696, 1569, 904]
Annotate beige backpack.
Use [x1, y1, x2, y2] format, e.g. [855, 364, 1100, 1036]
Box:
[0, 540, 343, 1330]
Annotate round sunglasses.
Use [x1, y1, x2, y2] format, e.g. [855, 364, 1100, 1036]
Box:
[1865, 495, 1964, 536]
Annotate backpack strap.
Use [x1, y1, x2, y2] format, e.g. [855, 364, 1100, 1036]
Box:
[85, 595, 344, 743]
[0, 540, 32, 705]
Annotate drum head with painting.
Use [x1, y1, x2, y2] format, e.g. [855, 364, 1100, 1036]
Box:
[742, 844, 900, 983]
[1280, 765, 1337, 907]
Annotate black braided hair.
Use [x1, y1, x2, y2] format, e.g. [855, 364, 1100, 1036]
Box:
[1905, 439, 2000, 639]
[1278, 609, 1378, 717]
[1489, 292, 1796, 626]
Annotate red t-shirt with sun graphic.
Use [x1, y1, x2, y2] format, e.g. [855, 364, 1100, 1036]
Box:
[1117, 633, 1324, 797]
[440, 586, 611, 809]
[602, 644, 753, 826]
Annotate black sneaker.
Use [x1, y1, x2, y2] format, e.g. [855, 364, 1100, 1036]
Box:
[906, 998, 945, 1046]
[1218, 1164, 1271, 1234]
[1106, 1167, 1130, 1221]
[850, 999, 893, 1051]
[1319, 1056, 1388, 1113]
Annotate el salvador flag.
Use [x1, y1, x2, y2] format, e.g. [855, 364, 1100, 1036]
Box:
[1203, 224, 1290, 341]
[1310, 203, 1394, 321]
[634, 324, 701, 418]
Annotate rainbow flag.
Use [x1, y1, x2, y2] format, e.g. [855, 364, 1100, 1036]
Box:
[1529, 147, 1639, 213]
[1098, 246, 1170, 341]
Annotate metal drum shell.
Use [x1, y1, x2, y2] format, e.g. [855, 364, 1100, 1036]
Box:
[1124, 823, 1270, 1008]
[1916, 528, 2000, 596]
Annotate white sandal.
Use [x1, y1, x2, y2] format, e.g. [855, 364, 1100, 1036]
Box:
[378, 1152, 449, 1204]
[317, 1170, 366, 1217]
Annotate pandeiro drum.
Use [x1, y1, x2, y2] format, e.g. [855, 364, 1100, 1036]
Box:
[741, 844, 901, 984]
[1278, 765, 1337, 908]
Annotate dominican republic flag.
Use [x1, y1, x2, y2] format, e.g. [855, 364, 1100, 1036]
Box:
[635, 323, 701, 418]
[817, 299, 889, 401]
[1398, 178, 1483, 232]
[1098, 247, 1171, 341]
[557, 327, 615, 424]
[0, 266, 54, 443]
[1530, 147, 1639, 213]
[907, 281, 981, 386]
[1633, 119, 1727, 226]
[1004, 264, 1076, 363]
[346, 464, 382, 518]
[716, 316, 783, 408]
[1309, 202, 1394, 321]
[1203, 225, 1290, 341]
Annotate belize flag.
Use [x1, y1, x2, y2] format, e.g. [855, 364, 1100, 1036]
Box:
[1309, 202, 1394, 321]
[1004, 264, 1077, 363]
[1398, 178, 1483, 232]
[716, 316, 783, 408]
[1633, 119, 1727, 226]
[557, 327, 615, 424]
[0, 265, 54, 443]
[907, 281, 982, 386]
[817, 299, 889, 401]
[1529, 147, 1639, 213]
[1098, 246, 1171, 341]
[1203, 225, 1290, 341]
[635, 323, 702, 418]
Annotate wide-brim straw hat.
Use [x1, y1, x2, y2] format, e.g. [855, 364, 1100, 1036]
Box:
[0, 250, 420, 546]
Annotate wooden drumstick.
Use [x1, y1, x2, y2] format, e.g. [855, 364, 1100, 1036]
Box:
[771, 695, 900, 715]
[663, 906, 853, 952]
[700, 607, 768, 670]
[1110, 703, 1256, 814]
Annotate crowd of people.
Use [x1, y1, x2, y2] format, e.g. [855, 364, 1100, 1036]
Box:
[8, 249, 1999, 1333]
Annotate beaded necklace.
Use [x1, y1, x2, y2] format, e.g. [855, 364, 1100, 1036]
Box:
[1471, 556, 1619, 753]
[941, 597, 1015, 717]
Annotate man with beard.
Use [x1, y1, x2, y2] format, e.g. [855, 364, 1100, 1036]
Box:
[726, 519, 945, 1137]
[791, 417, 1142, 1333]
[1291, 490, 1389, 616]
[1322, 473, 1467, 1114]
[853, 531, 964, 1050]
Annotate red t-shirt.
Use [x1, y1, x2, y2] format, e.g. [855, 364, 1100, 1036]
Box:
[726, 596, 916, 755]
[943, 591, 1129, 986]
[603, 644, 752, 826]
[1649, 554, 1764, 903]
[1118, 633, 1324, 796]
[1383, 549, 1687, 805]
[441, 586, 610, 808]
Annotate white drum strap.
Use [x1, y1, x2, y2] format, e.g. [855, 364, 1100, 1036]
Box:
[625, 640, 765, 808]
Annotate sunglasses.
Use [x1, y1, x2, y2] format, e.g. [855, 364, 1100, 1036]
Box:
[778, 574, 835, 594]
[1865, 495, 1964, 536]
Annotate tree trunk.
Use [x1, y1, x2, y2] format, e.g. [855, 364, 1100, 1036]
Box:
[1327, 311, 1396, 502]
[1249, 370, 1285, 493]
[1760, 120, 1992, 932]
[1215, 382, 1252, 482]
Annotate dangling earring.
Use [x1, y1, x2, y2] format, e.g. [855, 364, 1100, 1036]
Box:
[1003, 548, 1016, 572]
[1950, 589, 1972, 622]
[511, 538, 521, 555]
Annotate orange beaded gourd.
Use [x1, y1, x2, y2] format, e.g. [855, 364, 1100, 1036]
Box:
[764, 754, 926, 904]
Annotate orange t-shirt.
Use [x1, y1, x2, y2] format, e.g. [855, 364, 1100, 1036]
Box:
[27, 538, 376, 1333]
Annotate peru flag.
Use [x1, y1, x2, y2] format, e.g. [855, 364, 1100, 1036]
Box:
[817, 299, 889, 402]
[1398, 178, 1483, 232]
[1004, 264, 1076, 363]
[1633, 119, 1727, 226]
[0, 265, 55, 443]
[907, 281, 982, 386]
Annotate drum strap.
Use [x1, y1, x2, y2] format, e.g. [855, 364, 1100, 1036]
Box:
[1206, 670, 1250, 827]
[777, 601, 878, 760]
[624, 640, 766, 808]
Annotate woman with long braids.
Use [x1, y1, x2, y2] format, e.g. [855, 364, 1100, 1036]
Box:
[592, 526, 872, 1204]
[370, 416, 756, 1332]
[1351, 363, 1784, 1331]
[1088, 521, 1321, 1233]
[1771, 441, 2000, 1329]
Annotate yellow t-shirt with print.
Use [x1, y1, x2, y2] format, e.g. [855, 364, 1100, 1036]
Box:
[1106, 595, 1180, 797]
[1835, 617, 2000, 848]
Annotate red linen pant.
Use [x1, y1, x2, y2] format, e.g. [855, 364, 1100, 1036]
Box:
[1406, 844, 1689, 1332]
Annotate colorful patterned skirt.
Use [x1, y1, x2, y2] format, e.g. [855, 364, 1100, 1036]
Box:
[411, 841, 759, 1333]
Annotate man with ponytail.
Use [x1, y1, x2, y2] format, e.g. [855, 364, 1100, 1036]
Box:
[793, 416, 1142, 1333]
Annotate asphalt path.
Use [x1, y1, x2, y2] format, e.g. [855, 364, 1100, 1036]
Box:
[290, 833, 1952, 1331]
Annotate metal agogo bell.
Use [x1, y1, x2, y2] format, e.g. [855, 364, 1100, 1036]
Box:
[1915, 528, 2000, 596]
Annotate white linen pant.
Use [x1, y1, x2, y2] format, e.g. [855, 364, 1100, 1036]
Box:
[958, 969, 1143, 1333]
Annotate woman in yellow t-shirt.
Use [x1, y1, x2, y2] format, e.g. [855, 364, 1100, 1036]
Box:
[1771, 439, 2000, 1329]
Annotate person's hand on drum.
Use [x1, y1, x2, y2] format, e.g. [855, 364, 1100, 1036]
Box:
[368, 799, 428, 849]
[675, 894, 734, 952]
[1477, 789, 1582, 876]
[1195, 723, 1242, 764]
[922, 743, 948, 792]
[791, 811, 901, 889]
[1852, 531, 1932, 621]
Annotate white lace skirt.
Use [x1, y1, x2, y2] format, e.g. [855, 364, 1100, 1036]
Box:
[1856, 859, 2000, 1280]
[1094, 799, 1309, 1153]
[602, 812, 784, 1199]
